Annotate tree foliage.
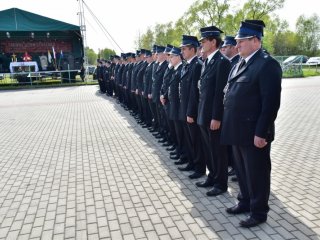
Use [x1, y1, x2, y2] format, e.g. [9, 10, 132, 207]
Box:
[135, 0, 291, 54]
[90, 0, 320, 57]
[101, 48, 116, 61]
[84, 47, 116, 65]
[295, 14, 320, 56]
[85, 47, 97, 65]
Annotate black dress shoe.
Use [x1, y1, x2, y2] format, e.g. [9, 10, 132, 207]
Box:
[231, 176, 238, 182]
[170, 155, 180, 160]
[228, 168, 236, 176]
[178, 165, 194, 171]
[196, 179, 215, 188]
[226, 204, 249, 214]
[162, 142, 171, 147]
[155, 135, 163, 139]
[166, 146, 176, 151]
[206, 187, 226, 197]
[189, 172, 205, 179]
[170, 151, 178, 156]
[174, 159, 188, 165]
[239, 216, 266, 228]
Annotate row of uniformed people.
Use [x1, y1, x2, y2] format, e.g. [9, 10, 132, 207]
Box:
[99, 31, 240, 196]
[97, 19, 281, 228]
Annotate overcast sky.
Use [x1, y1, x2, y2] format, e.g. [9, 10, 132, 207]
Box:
[1, 0, 319, 54]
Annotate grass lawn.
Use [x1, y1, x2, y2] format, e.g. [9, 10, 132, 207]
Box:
[302, 65, 320, 77]
[0, 74, 98, 90]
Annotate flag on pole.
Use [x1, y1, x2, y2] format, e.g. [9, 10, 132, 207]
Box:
[52, 46, 56, 59]
[48, 50, 52, 63]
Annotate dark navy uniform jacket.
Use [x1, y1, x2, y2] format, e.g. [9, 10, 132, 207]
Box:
[152, 61, 168, 103]
[197, 51, 231, 127]
[168, 64, 183, 121]
[143, 62, 154, 98]
[178, 57, 202, 121]
[136, 61, 148, 95]
[131, 61, 143, 92]
[230, 54, 240, 68]
[221, 49, 282, 145]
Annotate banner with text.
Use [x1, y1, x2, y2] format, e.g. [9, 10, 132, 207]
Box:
[0, 39, 73, 53]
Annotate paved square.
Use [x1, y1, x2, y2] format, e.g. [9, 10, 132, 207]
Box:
[0, 77, 320, 239]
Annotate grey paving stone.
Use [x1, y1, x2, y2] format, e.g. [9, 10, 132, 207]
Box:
[0, 81, 320, 239]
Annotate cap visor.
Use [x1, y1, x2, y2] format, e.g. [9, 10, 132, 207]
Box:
[235, 34, 254, 40]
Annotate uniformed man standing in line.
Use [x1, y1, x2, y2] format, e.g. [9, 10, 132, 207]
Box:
[109, 55, 116, 97]
[178, 35, 206, 178]
[221, 21, 282, 228]
[151, 46, 168, 141]
[195, 26, 231, 197]
[113, 55, 121, 99]
[220, 35, 240, 180]
[97, 60, 105, 93]
[136, 49, 148, 125]
[148, 45, 159, 133]
[142, 50, 154, 128]
[166, 46, 187, 163]
[130, 50, 143, 117]
[221, 36, 240, 67]
[160, 45, 177, 149]
[103, 60, 112, 96]
[121, 53, 130, 109]
[116, 54, 125, 104]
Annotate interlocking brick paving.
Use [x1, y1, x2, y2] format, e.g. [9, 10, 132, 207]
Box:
[0, 77, 319, 239]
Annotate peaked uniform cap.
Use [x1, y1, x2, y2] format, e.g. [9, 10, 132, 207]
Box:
[235, 21, 264, 40]
[180, 35, 199, 47]
[244, 19, 266, 36]
[169, 46, 181, 56]
[222, 36, 237, 47]
[164, 44, 173, 53]
[200, 26, 223, 41]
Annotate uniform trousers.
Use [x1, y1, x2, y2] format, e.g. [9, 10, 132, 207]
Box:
[232, 143, 271, 221]
[188, 122, 206, 174]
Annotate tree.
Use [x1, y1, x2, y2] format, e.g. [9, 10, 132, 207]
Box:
[273, 31, 299, 56]
[101, 48, 116, 60]
[85, 47, 97, 65]
[137, 0, 286, 54]
[138, 28, 154, 50]
[241, 0, 285, 20]
[183, 0, 231, 29]
[296, 14, 320, 56]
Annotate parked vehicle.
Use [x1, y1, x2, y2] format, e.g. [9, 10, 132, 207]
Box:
[283, 55, 308, 66]
[85, 65, 96, 75]
[306, 57, 320, 66]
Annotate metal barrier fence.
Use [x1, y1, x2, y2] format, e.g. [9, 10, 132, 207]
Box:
[0, 70, 97, 86]
[274, 56, 304, 77]
[274, 55, 320, 78]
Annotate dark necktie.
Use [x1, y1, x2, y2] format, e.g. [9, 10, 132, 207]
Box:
[182, 63, 189, 76]
[237, 58, 246, 72]
[204, 58, 208, 67]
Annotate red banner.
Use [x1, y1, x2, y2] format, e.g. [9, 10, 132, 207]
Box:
[1, 39, 73, 53]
